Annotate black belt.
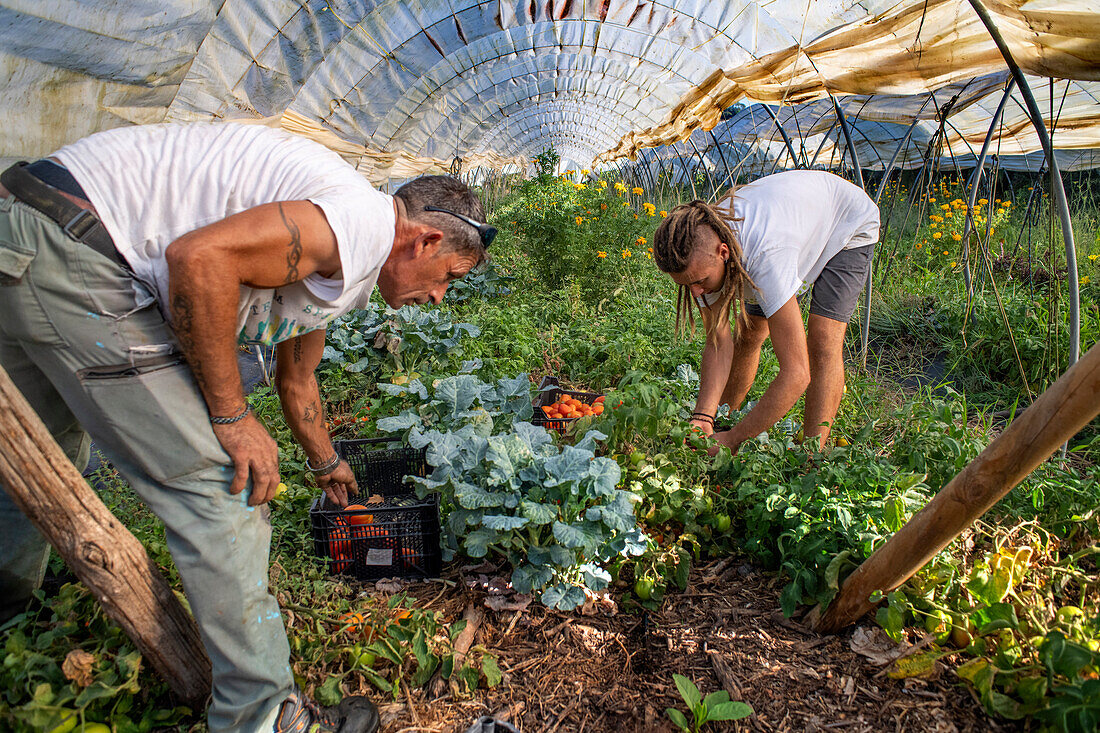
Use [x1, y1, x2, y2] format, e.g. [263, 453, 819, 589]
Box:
[1, 161, 131, 272]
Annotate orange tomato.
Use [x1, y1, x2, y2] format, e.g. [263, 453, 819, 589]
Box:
[594, 396, 605, 404]
[328, 524, 353, 572]
[344, 504, 374, 526]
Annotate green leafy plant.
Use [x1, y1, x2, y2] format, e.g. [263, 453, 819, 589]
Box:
[377, 374, 649, 609]
[665, 673, 753, 732]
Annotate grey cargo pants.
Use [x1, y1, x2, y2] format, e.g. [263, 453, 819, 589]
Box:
[0, 196, 293, 732]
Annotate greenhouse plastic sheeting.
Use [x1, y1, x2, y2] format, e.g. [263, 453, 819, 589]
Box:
[0, 0, 1098, 178]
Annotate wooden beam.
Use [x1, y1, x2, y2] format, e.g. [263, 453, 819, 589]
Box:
[813, 341, 1100, 634]
[0, 364, 211, 706]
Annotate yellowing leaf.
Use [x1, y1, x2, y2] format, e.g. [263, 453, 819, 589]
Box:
[887, 650, 943, 679]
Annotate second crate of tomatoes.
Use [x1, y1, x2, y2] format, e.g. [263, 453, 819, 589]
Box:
[531, 375, 605, 432]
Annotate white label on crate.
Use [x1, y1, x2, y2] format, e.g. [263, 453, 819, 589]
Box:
[365, 548, 393, 566]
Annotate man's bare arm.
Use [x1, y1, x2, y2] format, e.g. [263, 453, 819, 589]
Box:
[166, 201, 341, 504]
[275, 329, 358, 507]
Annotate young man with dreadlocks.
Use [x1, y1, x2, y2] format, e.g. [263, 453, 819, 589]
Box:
[652, 169, 879, 454]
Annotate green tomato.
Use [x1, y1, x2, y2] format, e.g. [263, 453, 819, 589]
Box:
[356, 651, 377, 668]
[634, 578, 654, 601]
[1056, 606, 1084, 625]
[45, 710, 79, 733]
[83, 725, 112, 733]
[714, 514, 731, 532]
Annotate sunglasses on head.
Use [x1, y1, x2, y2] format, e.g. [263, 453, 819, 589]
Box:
[423, 205, 497, 249]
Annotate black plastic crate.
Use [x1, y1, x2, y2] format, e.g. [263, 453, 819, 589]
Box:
[530, 375, 604, 432]
[334, 437, 427, 498]
[309, 438, 441, 580]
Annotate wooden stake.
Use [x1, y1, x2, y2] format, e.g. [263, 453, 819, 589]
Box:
[0, 364, 211, 706]
[814, 341, 1100, 634]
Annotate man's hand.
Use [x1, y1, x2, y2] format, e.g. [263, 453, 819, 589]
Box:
[708, 429, 743, 457]
[212, 414, 281, 506]
[315, 460, 358, 508]
[689, 417, 715, 436]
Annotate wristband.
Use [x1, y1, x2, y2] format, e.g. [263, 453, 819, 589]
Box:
[307, 451, 341, 476]
[691, 412, 715, 423]
[210, 404, 251, 425]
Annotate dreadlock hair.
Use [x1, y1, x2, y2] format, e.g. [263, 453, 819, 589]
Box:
[652, 197, 757, 346]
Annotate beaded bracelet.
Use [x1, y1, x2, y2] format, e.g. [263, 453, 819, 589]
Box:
[210, 404, 251, 425]
[307, 451, 341, 476]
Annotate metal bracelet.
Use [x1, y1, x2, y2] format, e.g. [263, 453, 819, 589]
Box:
[307, 451, 341, 476]
[210, 404, 251, 425]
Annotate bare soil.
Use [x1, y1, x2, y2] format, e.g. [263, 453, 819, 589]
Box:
[336, 559, 1015, 733]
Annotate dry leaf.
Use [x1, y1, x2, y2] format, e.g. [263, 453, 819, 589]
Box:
[850, 626, 910, 666]
[485, 593, 532, 613]
[62, 649, 96, 687]
[375, 578, 405, 593]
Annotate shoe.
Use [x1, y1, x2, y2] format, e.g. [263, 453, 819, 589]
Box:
[273, 687, 380, 733]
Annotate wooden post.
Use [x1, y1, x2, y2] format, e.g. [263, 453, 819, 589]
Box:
[814, 341, 1100, 634]
[0, 365, 211, 707]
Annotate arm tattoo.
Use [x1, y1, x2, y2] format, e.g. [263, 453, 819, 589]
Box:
[171, 293, 206, 392]
[278, 203, 302, 284]
[302, 401, 319, 424]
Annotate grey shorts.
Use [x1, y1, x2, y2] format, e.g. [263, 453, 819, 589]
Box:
[745, 244, 874, 323]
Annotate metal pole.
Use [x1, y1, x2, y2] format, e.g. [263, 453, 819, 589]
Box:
[861, 115, 923, 366]
[709, 129, 734, 200]
[968, 0, 1080, 371]
[961, 78, 1017, 294]
[763, 104, 803, 169]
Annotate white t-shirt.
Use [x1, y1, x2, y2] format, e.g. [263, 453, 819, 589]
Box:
[53, 122, 395, 345]
[712, 170, 880, 318]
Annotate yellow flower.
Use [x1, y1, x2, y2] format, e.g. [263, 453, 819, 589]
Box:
[600, 202, 608, 210]
[933, 232, 942, 239]
[632, 187, 644, 195]
[1089, 254, 1098, 261]
[647, 247, 653, 253]
[581, 169, 590, 175]
[929, 198, 937, 203]
[660, 210, 668, 218]
[646, 252, 653, 259]
[940, 204, 950, 211]
[622, 202, 629, 207]
[978, 198, 988, 205]
[929, 223, 937, 230]
[574, 183, 586, 190]
[1081, 276, 1091, 286]
[614, 182, 626, 192]
[1002, 200, 1011, 207]
[952, 233, 962, 241]
[951, 261, 957, 267]
[575, 216, 584, 225]
[597, 251, 607, 258]
[622, 249, 632, 258]
[916, 242, 923, 250]
[636, 236, 647, 246]
[598, 180, 608, 189]
[944, 211, 953, 218]
[643, 202, 656, 216]
[943, 250, 949, 255]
